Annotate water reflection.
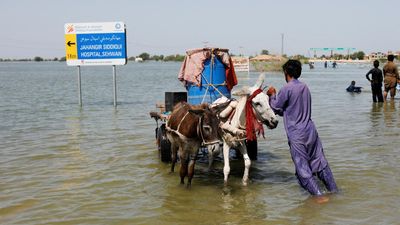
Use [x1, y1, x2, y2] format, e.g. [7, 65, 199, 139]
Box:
[369, 100, 400, 130]
[57, 111, 88, 191]
[220, 186, 268, 224]
[2, 62, 400, 224]
[382, 100, 397, 127]
[369, 102, 383, 129]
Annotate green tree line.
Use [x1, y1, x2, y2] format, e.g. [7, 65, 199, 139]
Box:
[129, 52, 185, 62]
[2, 50, 391, 63]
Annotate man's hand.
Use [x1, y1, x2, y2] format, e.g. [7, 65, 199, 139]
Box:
[266, 86, 276, 96]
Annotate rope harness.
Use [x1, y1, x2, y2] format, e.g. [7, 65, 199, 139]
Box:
[200, 52, 228, 104]
[217, 89, 264, 142]
[197, 115, 220, 145]
[166, 105, 220, 146]
[246, 88, 265, 141]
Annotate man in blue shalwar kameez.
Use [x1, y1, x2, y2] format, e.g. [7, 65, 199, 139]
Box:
[267, 60, 338, 196]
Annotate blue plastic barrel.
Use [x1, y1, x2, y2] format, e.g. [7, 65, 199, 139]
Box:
[187, 57, 231, 104]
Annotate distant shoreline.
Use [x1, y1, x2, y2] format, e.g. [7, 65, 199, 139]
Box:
[309, 59, 371, 63]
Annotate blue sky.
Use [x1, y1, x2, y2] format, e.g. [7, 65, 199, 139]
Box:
[1, 0, 399, 58]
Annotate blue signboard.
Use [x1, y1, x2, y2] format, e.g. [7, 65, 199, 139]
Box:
[65, 22, 127, 66]
[77, 33, 126, 60]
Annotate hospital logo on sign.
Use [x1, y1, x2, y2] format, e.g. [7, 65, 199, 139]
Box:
[66, 24, 74, 33]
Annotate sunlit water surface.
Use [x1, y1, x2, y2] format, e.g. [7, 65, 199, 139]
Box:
[0, 61, 399, 224]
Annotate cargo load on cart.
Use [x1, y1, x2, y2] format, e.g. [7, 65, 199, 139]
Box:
[178, 48, 238, 104]
[150, 47, 239, 162]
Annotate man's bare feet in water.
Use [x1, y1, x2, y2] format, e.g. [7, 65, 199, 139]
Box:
[315, 195, 330, 204]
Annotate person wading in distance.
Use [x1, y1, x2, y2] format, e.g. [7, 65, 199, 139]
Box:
[383, 54, 399, 101]
[366, 60, 384, 102]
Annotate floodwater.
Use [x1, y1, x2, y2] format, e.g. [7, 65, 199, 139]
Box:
[0, 61, 399, 225]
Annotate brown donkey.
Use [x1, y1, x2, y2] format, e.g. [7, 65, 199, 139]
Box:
[166, 102, 224, 187]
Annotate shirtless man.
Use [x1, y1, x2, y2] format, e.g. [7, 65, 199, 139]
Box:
[383, 55, 399, 100]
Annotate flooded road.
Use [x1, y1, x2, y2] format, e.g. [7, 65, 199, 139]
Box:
[0, 61, 399, 224]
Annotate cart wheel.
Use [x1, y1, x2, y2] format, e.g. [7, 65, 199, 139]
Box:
[160, 139, 172, 162]
[158, 124, 172, 162]
[246, 140, 258, 160]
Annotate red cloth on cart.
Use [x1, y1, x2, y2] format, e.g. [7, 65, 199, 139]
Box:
[178, 48, 237, 90]
[225, 57, 237, 91]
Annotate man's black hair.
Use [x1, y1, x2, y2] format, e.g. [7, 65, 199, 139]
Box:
[373, 60, 379, 68]
[387, 54, 394, 62]
[282, 59, 302, 79]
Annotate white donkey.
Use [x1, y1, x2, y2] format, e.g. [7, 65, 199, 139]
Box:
[213, 74, 278, 186]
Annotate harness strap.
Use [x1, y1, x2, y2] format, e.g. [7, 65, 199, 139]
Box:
[167, 110, 219, 146]
[177, 111, 189, 132]
[228, 108, 236, 124]
[166, 126, 191, 142]
[217, 100, 246, 142]
[219, 122, 246, 143]
[197, 116, 202, 142]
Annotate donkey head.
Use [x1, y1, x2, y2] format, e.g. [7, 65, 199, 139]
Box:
[188, 104, 221, 150]
[233, 74, 278, 129]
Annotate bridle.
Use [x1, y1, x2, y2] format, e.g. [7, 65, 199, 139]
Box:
[217, 90, 266, 142]
[246, 88, 265, 141]
[197, 114, 220, 145]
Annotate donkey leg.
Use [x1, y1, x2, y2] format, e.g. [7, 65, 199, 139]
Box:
[179, 149, 188, 184]
[208, 152, 214, 172]
[238, 144, 251, 186]
[170, 143, 178, 173]
[223, 142, 231, 186]
[180, 164, 187, 184]
[207, 144, 220, 172]
[187, 153, 197, 188]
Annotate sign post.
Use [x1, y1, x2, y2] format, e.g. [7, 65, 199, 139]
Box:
[78, 66, 82, 107]
[113, 65, 117, 107]
[64, 22, 127, 107]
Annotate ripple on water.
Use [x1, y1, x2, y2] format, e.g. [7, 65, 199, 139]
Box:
[1, 62, 400, 224]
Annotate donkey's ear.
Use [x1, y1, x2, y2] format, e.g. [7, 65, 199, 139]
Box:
[232, 86, 251, 96]
[188, 109, 205, 116]
[253, 73, 265, 89]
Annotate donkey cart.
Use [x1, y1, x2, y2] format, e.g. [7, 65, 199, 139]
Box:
[149, 48, 260, 164]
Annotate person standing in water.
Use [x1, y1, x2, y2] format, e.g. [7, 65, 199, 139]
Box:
[267, 60, 338, 196]
[383, 55, 399, 100]
[366, 60, 384, 102]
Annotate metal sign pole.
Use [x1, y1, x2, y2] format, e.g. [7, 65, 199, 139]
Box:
[77, 66, 82, 107]
[113, 65, 117, 107]
[65, 22, 127, 107]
